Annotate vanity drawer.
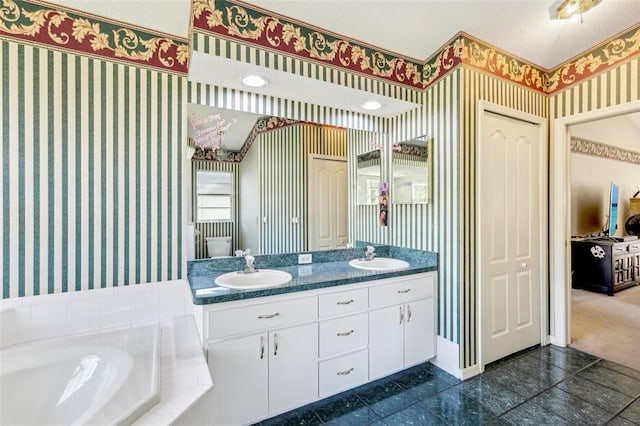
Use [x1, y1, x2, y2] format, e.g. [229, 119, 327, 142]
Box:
[629, 242, 640, 252]
[208, 296, 317, 339]
[370, 275, 434, 308]
[318, 288, 368, 318]
[319, 349, 369, 398]
[319, 313, 368, 358]
[612, 245, 628, 255]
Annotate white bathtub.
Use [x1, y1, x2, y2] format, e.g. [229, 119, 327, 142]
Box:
[0, 323, 160, 426]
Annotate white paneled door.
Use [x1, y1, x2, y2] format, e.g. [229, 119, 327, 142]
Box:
[480, 109, 543, 366]
[308, 156, 348, 250]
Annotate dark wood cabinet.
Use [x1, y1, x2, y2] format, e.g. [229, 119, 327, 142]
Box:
[571, 238, 640, 295]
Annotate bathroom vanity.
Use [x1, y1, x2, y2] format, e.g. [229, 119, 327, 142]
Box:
[187, 246, 438, 425]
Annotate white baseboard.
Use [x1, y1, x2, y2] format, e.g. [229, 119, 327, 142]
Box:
[549, 335, 567, 347]
[431, 336, 462, 379]
[461, 364, 481, 380]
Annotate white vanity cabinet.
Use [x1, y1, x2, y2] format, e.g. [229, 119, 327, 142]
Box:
[369, 274, 436, 380]
[317, 287, 370, 398]
[197, 271, 437, 425]
[205, 296, 318, 425]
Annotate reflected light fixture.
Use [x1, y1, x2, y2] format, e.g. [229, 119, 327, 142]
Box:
[555, 0, 602, 22]
[241, 75, 268, 88]
[361, 101, 382, 111]
[215, 130, 229, 160]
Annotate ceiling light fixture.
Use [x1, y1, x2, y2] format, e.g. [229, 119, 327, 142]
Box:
[241, 75, 268, 88]
[361, 101, 382, 111]
[555, 0, 602, 22]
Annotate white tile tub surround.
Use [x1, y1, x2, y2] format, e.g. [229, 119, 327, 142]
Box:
[0, 280, 195, 347]
[134, 316, 213, 426]
[0, 280, 211, 425]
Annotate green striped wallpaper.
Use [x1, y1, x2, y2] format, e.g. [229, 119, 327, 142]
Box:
[386, 71, 461, 347]
[550, 57, 640, 119]
[1, 39, 185, 298]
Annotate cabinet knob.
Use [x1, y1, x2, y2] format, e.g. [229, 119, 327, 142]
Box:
[337, 367, 354, 376]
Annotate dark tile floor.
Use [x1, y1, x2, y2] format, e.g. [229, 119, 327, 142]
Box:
[257, 345, 640, 425]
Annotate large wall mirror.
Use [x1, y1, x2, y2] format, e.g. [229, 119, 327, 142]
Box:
[392, 136, 432, 205]
[187, 103, 386, 258]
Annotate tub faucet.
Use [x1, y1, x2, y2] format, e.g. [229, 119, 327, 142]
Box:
[364, 246, 376, 261]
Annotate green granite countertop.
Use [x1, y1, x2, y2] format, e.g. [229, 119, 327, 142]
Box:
[187, 245, 438, 305]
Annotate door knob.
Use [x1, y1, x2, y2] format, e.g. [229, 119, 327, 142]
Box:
[521, 263, 529, 269]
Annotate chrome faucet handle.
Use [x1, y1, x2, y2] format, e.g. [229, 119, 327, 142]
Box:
[244, 255, 256, 272]
[365, 246, 376, 260]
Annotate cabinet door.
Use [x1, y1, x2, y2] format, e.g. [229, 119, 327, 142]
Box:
[268, 323, 319, 416]
[404, 298, 435, 367]
[208, 333, 268, 425]
[369, 305, 404, 380]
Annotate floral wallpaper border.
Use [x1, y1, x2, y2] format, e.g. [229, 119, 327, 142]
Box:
[192, 0, 423, 89]
[192, 115, 301, 162]
[193, 0, 640, 94]
[571, 137, 640, 165]
[0, 0, 189, 74]
[3, 1, 639, 91]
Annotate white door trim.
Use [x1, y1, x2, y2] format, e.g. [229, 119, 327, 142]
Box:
[476, 100, 548, 371]
[549, 100, 640, 347]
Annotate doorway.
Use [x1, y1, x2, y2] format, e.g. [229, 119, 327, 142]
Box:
[477, 101, 547, 368]
[550, 100, 640, 356]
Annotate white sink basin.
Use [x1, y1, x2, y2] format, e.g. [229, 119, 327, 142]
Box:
[215, 269, 293, 290]
[348, 257, 410, 271]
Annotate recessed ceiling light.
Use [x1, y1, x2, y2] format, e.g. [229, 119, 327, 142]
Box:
[241, 75, 268, 88]
[361, 101, 382, 111]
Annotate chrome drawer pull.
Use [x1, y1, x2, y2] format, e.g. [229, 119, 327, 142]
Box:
[399, 306, 404, 324]
[337, 299, 354, 305]
[337, 329, 354, 337]
[257, 312, 280, 319]
[397, 288, 411, 294]
[337, 367, 354, 376]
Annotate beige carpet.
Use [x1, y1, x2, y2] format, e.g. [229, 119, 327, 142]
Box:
[571, 285, 640, 371]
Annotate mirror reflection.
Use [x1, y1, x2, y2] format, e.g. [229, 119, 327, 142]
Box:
[392, 136, 431, 205]
[188, 103, 370, 258]
[356, 150, 382, 206]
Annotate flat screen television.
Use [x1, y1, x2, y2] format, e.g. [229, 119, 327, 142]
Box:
[608, 182, 619, 237]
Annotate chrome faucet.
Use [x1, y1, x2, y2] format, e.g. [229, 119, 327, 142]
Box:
[236, 249, 256, 273]
[243, 254, 256, 273]
[364, 245, 376, 261]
